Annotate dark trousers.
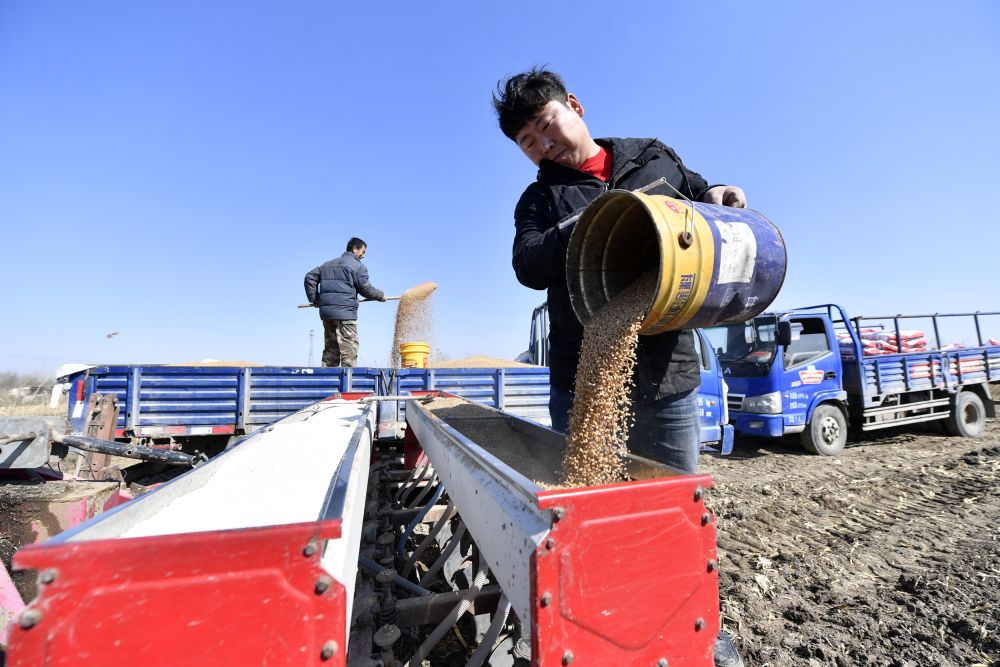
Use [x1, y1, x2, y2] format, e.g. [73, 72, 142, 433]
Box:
[548, 385, 700, 474]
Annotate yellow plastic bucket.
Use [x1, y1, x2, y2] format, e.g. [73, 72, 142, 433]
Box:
[566, 192, 786, 334]
[399, 342, 430, 368]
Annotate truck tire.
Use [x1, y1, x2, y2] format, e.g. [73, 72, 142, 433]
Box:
[945, 391, 986, 438]
[801, 404, 847, 456]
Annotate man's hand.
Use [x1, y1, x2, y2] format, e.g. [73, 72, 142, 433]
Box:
[703, 185, 747, 208]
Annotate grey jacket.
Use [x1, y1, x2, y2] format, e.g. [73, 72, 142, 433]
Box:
[304, 252, 384, 321]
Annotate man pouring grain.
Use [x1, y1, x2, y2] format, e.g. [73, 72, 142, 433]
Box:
[494, 67, 747, 472]
[304, 237, 385, 367]
[494, 65, 747, 667]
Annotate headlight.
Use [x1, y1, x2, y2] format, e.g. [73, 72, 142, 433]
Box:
[742, 391, 782, 414]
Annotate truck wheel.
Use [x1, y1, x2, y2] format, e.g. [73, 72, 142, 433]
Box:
[801, 404, 847, 456]
[945, 391, 986, 438]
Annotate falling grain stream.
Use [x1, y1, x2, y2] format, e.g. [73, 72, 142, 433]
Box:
[560, 272, 656, 486]
[390, 281, 438, 367]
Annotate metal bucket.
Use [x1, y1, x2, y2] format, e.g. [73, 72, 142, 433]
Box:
[566, 191, 786, 334]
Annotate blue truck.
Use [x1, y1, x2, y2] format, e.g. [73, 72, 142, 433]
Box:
[705, 304, 1000, 455]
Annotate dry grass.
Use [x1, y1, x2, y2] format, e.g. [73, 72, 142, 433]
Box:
[0, 397, 67, 417]
[428, 356, 536, 368]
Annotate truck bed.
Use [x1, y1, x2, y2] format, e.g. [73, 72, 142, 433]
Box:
[845, 346, 1000, 406]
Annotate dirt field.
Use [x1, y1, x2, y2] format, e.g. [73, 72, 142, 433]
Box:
[2, 396, 997, 665]
[702, 422, 1000, 667]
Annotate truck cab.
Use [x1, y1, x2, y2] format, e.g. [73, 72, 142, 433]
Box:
[708, 304, 1000, 455]
[706, 311, 847, 453]
[519, 303, 735, 454]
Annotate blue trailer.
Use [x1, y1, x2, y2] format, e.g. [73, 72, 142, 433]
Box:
[62, 365, 553, 442]
[705, 304, 1000, 455]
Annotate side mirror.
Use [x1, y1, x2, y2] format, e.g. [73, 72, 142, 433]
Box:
[775, 321, 793, 346]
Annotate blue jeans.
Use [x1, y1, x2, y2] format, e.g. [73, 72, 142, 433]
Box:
[628, 389, 700, 474]
[549, 386, 700, 475]
[549, 386, 575, 434]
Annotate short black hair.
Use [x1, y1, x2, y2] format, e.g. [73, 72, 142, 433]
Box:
[346, 237, 366, 252]
[493, 68, 569, 141]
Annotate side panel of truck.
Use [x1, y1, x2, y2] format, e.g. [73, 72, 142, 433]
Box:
[65, 365, 552, 437]
[694, 330, 735, 454]
[856, 348, 1000, 401]
[66, 366, 384, 436]
[393, 367, 552, 426]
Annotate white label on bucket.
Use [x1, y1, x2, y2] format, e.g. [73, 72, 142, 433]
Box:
[715, 221, 757, 284]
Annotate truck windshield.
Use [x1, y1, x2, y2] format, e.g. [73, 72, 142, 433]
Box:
[704, 320, 776, 373]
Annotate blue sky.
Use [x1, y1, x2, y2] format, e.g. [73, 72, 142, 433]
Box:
[2, 1, 998, 374]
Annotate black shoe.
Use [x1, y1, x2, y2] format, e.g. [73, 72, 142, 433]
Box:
[713, 631, 744, 667]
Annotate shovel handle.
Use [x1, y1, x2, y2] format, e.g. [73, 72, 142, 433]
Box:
[298, 296, 401, 308]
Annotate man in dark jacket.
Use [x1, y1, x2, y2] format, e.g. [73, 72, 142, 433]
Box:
[494, 68, 747, 470]
[304, 237, 385, 367]
[494, 67, 746, 667]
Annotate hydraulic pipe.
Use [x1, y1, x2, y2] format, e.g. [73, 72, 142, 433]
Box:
[358, 556, 432, 597]
[54, 433, 203, 467]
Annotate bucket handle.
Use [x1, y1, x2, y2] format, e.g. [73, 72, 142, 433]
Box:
[635, 177, 697, 249]
[557, 178, 698, 248]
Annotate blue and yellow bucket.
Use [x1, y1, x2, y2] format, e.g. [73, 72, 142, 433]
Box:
[566, 192, 786, 334]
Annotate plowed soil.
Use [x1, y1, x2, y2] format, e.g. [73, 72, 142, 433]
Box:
[702, 422, 1000, 667]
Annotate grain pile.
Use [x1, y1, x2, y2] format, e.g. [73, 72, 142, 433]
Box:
[390, 281, 438, 367]
[168, 361, 264, 367]
[428, 356, 535, 369]
[560, 272, 656, 487]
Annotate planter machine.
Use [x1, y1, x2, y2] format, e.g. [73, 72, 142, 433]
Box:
[3, 391, 721, 666]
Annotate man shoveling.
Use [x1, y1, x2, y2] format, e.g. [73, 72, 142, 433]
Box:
[303, 237, 386, 367]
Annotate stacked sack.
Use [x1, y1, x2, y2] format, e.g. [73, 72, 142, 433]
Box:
[864, 330, 928, 354]
[836, 330, 862, 359]
[837, 328, 928, 357]
[942, 338, 1000, 350]
[836, 328, 998, 378]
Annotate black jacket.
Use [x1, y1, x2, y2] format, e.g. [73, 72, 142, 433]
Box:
[304, 252, 384, 321]
[512, 137, 709, 399]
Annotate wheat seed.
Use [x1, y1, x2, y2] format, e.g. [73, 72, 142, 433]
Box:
[561, 272, 656, 486]
[390, 282, 438, 367]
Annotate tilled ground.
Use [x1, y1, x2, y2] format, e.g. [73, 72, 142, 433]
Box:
[3, 404, 997, 666]
[702, 423, 1000, 667]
